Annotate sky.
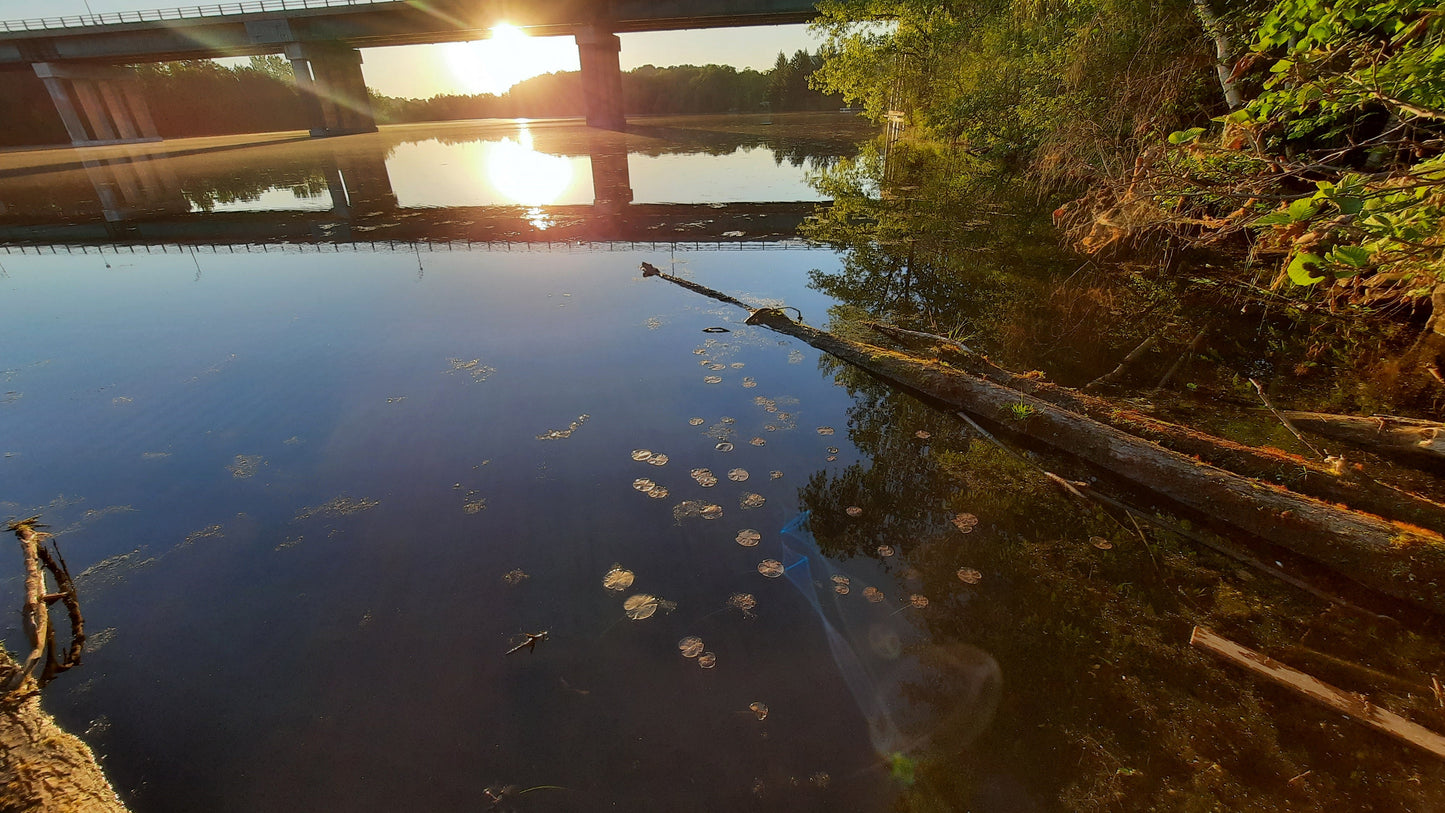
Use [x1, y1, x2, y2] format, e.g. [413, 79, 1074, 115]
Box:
[0, 0, 824, 98]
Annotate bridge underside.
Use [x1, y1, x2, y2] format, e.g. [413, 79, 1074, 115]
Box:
[0, 0, 817, 145]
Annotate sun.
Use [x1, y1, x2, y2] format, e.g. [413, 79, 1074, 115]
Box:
[443, 23, 581, 96]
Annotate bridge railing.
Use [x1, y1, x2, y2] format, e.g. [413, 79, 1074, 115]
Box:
[0, 0, 393, 33]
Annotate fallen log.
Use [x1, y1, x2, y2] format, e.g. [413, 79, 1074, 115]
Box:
[1280, 412, 1445, 464]
[865, 321, 1445, 534]
[1191, 626, 1445, 761]
[640, 271, 1445, 611]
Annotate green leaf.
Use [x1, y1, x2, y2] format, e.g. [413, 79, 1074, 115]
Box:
[1251, 210, 1293, 227]
[1287, 197, 1319, 221]
[1328, 245, 1370, 267]
[1334, 196, 1363, 215]
[1168, 127, 1206, 144]
[1287, 253, 1326, 285]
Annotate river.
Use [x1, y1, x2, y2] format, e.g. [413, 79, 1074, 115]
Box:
[1, 113, 1441, 812]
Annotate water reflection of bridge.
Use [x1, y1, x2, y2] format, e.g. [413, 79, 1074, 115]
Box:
[0, 122, 842, 246]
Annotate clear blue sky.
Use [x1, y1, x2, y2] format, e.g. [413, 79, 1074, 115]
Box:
[0, 0, 823, 98]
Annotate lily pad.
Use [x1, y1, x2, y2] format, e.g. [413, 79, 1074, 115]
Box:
[877, 545, 895, 557]
[700, 504, 724, 520]
[845, 506, 862, 517]
[633, 478, 657, 492]
[728, 468, 749, 482]
[817, 426, 835, 436]
[503, 569, 529, 586]
[728, 593, 757, 612]
[704, 376, 723, 384]
[736, 529, 761, 547]
[691, 468, 720, 487]
[957, 568, 983, 585]
[678, 636, 705, 658]
[602, 565, 635, 592]
[749, 437, 766, 446]
[909, 594, 930, 609]
[647, 454, 669, 467]
[740, 493, 766, 509]
[689, 417, 705, 426]
[749, 701, 769, 721]
[631, 449, 654, 462]
[1091, 536, 1114, 550]
[757, 559, 784, 578]
[715, 442, 734, 452]
[698, 651, 717, 669]
[623, 594, 662, 620]
[862, 586, 885, 603]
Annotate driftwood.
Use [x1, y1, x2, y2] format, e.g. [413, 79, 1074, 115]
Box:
[5, 517, 84, 694]
[1280, 412, 1445, 464]
[866, 322, 1445, 534]
[2, 517, 127, 812]
[1086, 325, 1167, 390]
[649, 273, 1445, 611]
[1191, 626, 1445, 760]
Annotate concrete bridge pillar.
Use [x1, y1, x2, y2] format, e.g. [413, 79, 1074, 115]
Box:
[285, 43, 377, 138]
[575, 26, 625, 130]
[33, 63, 161, 146]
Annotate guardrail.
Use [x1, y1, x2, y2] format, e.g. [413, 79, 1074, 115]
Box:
[0, 0, 393, 33]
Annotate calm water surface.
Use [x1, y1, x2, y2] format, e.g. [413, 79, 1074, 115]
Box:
[0, 115, 1006, 811]
[4, 114, 1441, 812]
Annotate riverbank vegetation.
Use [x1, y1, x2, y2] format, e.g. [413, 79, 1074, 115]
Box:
[808, 0, 1444, 394]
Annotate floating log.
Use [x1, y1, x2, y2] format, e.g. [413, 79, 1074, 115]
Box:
[652, 273, 1445, 611]
[1280, 412, 1445, 464]
[1191, 626, 1445, 760]
[866, 322, 1445, 534]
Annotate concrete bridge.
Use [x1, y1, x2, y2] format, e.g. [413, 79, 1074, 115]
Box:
[0, 0, 817, 146]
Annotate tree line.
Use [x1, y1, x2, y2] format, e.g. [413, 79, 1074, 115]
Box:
[0, 50, 840, 147]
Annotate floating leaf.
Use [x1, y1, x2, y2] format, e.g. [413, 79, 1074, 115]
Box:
[952, 513, 980, 533]
[826, 456, 837, 462]
[536, 413, 590, 441]
[915, 430, 931, 439]
[700, 504, 724, 520]
[749, 437, 766, 446]
[691, 468, 719, 487]
[740, 493, 766, 509]
[770, 470, 784, 480]
[689, 417, 705, 426]
[817, 426, 835, 436]
[715, 442, 734, 452]
[834, 584, 850, 595]
[678, 636, 705, 658]
[758, 559, 784, 578]
[728, 468, 749, 482]
[862, 586, 885, 603]
[749, 701, 769, 721]
[602, 565, 635, 591]
[704, 376, 723, 384]
[909, 594, 929, 609]
[698, 651, 717, 669]
[647, 485, 670, 499]
[730, 363, 745, 369]
[957, 568, 982, 585]
[736, 528, 761, 547]
[693, 349, 707, 356]
[831, 575, 850, 585]
[721, 416, 736, 424]
[633, 478, 657, 492]
[631, 449, 654, 462]
[826, 447, 839, 455]
[647, 454, 669, 467]
[728, 593, 757, 612]
[1090, 536, 1114, 550]
[877, 545, 895, 557]
[503, 569, 529, 586]
[623, 593, 661, 620]
[742, 378, 758, 388]
[708, 363, 726, 371]
[845, 506, 862, 517]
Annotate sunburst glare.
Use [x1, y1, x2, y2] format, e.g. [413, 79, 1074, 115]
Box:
[443, 23, 580, 96]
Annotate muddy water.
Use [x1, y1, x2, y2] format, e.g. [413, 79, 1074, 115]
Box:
[2, 114, 1443, 812]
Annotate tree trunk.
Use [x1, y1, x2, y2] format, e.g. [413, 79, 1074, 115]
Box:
[1192, 0, 1243, 108]
[1281, 412, 1445, 464]
[866, 321, 1445, 533]
[741, 307, 1445, 613]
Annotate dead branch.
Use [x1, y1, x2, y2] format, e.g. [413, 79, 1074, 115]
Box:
[1192, 626, 1445, 760]
[5, 516, 85, 695]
